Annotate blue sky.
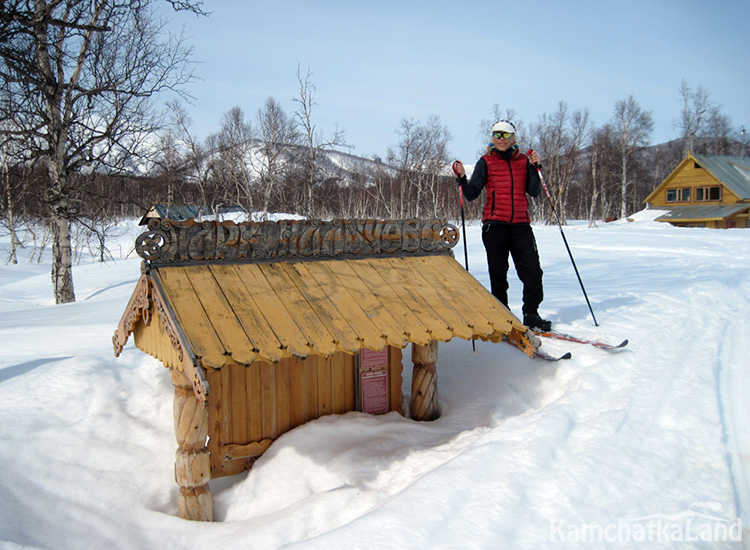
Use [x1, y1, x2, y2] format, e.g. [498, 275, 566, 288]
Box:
[162, 0, 750, 164]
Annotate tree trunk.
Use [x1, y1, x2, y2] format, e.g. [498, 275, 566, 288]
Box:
[620, 154, 628, 219]
[51, 214, 75, 304]
[588, 149, 600, 227]
[4, 167, 18, 264]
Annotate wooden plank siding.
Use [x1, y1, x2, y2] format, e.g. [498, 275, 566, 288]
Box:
[133, 306, 184, 370]
[648, 162, 741, 208]
[389, 346, 404, 413]
[206, 349, 401, 478]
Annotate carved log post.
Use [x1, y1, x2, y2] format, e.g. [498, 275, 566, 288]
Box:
[171, 369, 212, 521]
[411, 340, 439, 421]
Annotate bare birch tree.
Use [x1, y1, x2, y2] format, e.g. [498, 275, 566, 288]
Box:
[293, 66, 348, 218]
[166, 101, 217, 216]
[255, 97, 298, 219]
[678, 80, 713, 155]
[612, 96, 653, 218]
[387, 118, 423, 218]
[585, 125, 620, 225]
[530, 102, 589, 224]
[214, 106, 254, 210]
[0, 122, 35, 264]
[420, 115, 452, 218]
[0, 0, 199, 303]
[386, 115, 452, 219]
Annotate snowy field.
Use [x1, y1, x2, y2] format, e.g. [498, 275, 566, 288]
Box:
[0, 211, 748, 549]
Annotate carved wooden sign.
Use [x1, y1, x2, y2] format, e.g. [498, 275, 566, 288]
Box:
[136, 218, 459, 264]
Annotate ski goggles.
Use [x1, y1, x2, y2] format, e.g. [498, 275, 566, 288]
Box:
[492, 131, 514, 140]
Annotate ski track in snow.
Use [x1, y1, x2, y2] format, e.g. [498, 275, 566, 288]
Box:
[716, 284, 750, 546]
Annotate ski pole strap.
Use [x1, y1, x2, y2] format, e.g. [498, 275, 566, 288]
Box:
[453, 161, 467, 207]
[526, 149, 542, 170]
[527, 150, 554, 204]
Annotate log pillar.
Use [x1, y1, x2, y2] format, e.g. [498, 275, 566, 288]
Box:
[171, 369, 212, 521]
[411, 340, 439, 421]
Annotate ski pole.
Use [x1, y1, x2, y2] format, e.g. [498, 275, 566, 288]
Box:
[452, 161, 476, 351]
[527, 150, 599, 327]
[452, 161, 471, 272]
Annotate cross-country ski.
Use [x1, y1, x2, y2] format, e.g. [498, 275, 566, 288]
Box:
[502, 335, 573, 361]
[532, 330, 629, 350]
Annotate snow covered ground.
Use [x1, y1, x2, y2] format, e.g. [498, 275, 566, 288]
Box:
[0, 211, 748, 549]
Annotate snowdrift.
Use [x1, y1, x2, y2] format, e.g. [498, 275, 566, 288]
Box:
[1, 213, 748, 549]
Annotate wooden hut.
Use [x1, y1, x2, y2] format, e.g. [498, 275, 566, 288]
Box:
[138, 204, 253, 226]
[113, 217, 537, 521]
[644, 153, 750, 228]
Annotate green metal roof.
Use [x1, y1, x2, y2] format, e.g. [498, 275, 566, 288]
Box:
[692, 154, 750, 199]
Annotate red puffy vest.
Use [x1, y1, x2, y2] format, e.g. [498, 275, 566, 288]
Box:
[481, 149, 531, 224]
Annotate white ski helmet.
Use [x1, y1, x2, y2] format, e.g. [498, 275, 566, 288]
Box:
[491, 120, 516, 135]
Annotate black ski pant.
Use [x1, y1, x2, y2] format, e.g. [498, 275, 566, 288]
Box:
[481, 222, 544, 315]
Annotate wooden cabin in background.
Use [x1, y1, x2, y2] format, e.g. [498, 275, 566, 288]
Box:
[644, 153, 750, 228]
[113, 217, 537, 521]
[138, 204, 253, 226]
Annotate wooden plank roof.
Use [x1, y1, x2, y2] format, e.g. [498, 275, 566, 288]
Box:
[130, 254, 526, 370]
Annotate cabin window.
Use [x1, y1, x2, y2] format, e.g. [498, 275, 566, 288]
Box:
[695, 186, 721, 202]
[666, 188, 691, 203]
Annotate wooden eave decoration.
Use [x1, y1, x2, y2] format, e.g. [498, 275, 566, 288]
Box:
[113, 269, 209, 404]
[113, 218, 532, 403]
